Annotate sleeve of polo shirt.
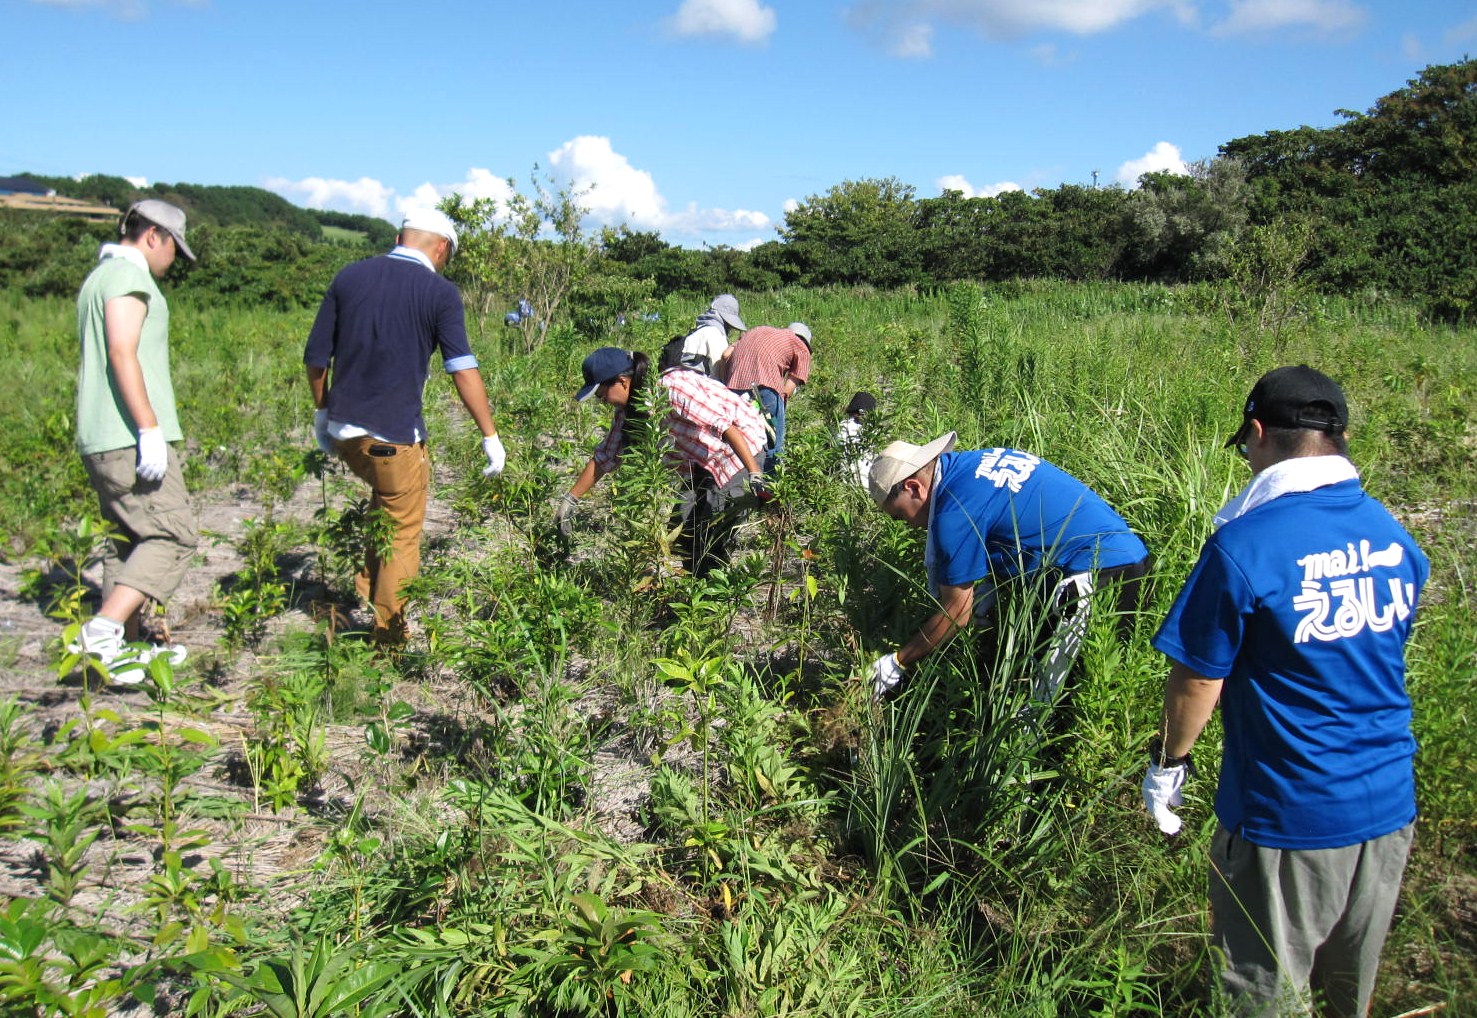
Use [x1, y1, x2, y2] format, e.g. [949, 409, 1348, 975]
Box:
[1151, 538, 1251, 680]
[303, 279, 338, 368]
[790, 339, 812, 384]
[434, 283, 479, 374]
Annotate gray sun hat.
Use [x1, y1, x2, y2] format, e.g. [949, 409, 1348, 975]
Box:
[867, 432, 957, 507]
[710, 294, 746, 332]
[124, 200, 195, 261]
[788, 322, 812, 348]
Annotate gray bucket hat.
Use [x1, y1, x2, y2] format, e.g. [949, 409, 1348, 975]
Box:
[710, 294, 746, 332]
[125, 199, 195, 261]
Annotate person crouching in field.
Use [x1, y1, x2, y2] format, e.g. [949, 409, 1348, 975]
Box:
[1143, 365, 1427, 1017]
[864, 433, 1150, 715]
[554, 342, 770, 578]
[70, 200, 198, 680]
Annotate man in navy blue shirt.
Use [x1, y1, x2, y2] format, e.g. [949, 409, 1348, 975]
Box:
[304, 209, 506, 646]
[865, 432, 1150, 704]
[1145, 365, 1427, 1017]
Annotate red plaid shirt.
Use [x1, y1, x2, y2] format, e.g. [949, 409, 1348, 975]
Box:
[590, 369, 765, 486]
[723, 325, 811, 396]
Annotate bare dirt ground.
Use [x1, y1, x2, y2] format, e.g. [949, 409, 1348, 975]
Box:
[0, 463, 655, 948]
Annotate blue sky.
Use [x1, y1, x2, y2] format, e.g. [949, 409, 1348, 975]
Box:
[6, 0, 1475, 248]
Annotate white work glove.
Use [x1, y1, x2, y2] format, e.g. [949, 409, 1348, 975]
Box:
[313, 409, 333, 454]
[136, 427, 168, 483]
[1142, 762, 1188, 836]
[553, 492, 579, 537]
[745, 471, 774, 503]
[868, 653, 906, 699]
[481, 434, 506, 477]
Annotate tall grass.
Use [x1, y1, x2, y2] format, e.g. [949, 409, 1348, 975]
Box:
[1, 279, 1473, 1015]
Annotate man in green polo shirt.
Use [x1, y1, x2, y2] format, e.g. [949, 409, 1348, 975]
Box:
[70, 200, 198, 681]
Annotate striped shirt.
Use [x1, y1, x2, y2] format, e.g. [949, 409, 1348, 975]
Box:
[591, 368, 765, 486]
[723, 326, 811, 396]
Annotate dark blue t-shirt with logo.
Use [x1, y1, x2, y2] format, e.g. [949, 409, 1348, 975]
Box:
[1153, 478, 1428, 849]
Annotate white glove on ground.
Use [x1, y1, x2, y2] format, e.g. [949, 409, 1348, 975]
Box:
[482, 434, 506, 477]
[136, 427, 168, 482]
[868, 653, 905, 699]
[313, 409, 333, 454]
[1142, 762, 1188, 836]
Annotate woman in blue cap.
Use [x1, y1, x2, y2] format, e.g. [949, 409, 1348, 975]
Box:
[554, 343, 769, 577]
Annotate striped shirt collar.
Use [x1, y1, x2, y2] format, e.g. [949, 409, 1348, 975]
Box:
[388, 245, 437, 272]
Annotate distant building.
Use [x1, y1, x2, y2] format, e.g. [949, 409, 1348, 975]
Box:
[0, 177, 117, 221]
[0, 176, 50, 196]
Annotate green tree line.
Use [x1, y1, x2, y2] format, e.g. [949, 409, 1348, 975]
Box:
[3, 59, 1472, 320]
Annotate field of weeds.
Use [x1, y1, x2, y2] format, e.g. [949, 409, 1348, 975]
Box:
[0, 280, 1473, 1016]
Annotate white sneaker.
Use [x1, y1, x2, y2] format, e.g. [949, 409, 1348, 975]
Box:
[67, 618, 185, 684]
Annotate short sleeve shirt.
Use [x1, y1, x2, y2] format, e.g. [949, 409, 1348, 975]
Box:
[927, 449, 1148, 592]
[723, 326, 811, 395]
[1152, 480, 1428, 849]
[660, 368, 767, 486]
[76, 253, 182, 455]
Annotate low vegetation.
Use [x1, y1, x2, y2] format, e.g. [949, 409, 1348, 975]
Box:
[1, 275, 1473, 1015]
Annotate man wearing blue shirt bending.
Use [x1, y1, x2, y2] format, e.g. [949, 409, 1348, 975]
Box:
[865, 432, 1150, 704]
[304, 209, 506, 647]
[1144, 365, 1427, 1017]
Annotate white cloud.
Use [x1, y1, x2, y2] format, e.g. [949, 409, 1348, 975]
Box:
[265, 137, 770, 243]
[124, 175, 148, 188]
[547, 136, 667, 228]
[848, 0, 1194, 48]
[1211, 0, 1366, 36]
[1445, 14, 1477, 45]
[265, 175, 399, 219]
[1115, 141, 1187, 186]
[27, 0, 203, 16]
[892, 22, 934, 57]
[782, 198, 800, 214]
[668, 0, 777, 44]
[936, 174, 1021, 198]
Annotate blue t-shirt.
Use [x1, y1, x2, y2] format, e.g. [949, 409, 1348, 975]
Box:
[303, 251, 478, 445]
[1152, 479, 1428, 850]
[927, 449, 1148, 592]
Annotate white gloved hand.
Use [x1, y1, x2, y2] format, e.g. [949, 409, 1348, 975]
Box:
[481, 434, 506, 477]
[554, 492, 579, 537]
[313, 409, 333, 454]
[868, 652, 906, 699]
[136, 427, 168, 483]
[1142, 762, 1188, 836]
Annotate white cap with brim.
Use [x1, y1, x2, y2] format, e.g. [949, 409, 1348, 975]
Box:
[868, 431, 957, 507]
[401, 208, 459, 254]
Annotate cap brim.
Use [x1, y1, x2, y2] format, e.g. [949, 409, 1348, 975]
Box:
[722, 313, 747, 331]
[1225, 418, 1252, 448]
[172, 232, 197, 262]
[576, 382, 599, 402]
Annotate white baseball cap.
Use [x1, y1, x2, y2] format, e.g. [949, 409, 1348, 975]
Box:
[400, 208, 459, 254]
[868, 432, 957, 507]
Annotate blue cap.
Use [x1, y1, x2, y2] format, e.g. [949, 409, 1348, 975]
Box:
[577, 347, 635, 401]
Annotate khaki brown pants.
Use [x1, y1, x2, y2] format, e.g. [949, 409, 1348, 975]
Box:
[82, 444, 197, 606]
[334, 436, 430, 645]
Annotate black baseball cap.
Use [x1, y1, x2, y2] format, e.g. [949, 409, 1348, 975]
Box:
[1227, 365, 1348, 447]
